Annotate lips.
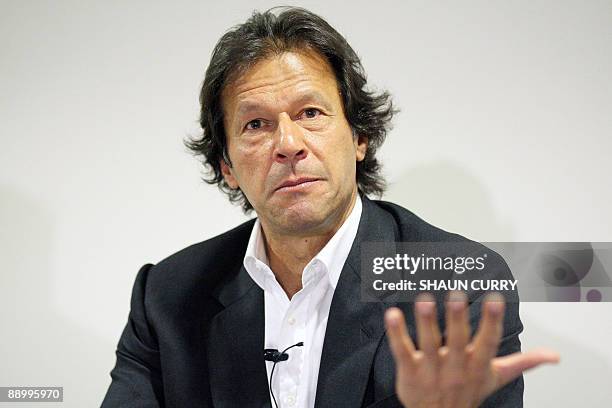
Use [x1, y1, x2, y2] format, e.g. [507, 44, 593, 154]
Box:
[275, 177, 321, 191]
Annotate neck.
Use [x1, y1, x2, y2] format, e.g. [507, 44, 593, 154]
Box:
[260, 191, 358, 299]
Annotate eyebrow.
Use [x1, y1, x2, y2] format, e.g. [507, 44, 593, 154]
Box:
[235, 90, 335, 116]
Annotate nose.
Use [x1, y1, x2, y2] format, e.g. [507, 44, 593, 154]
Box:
[274, 112, 307, 164]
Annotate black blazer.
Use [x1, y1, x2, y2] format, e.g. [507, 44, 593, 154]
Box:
[102, 196, 524, 407]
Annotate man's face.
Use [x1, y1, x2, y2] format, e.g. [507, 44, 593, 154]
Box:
[220, 49, 367, 236]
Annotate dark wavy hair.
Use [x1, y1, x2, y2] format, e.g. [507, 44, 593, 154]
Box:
[184, 6, 396, 213]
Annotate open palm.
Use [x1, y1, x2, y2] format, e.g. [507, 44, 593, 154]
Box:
[384, 292, 560, 408]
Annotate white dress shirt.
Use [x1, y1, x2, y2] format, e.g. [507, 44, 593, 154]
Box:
[243, 195, 362, 408]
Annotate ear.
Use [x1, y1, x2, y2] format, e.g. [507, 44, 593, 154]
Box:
[220, 159, 239, 189]
[354, 133, 368, 162]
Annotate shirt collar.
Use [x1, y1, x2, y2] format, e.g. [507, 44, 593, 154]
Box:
[243, 195, 362, 291]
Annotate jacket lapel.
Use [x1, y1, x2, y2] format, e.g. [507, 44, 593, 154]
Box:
[315, 196, 400, 407]
[208, 265, 271, 408]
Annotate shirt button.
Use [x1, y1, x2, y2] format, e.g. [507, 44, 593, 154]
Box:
[285, 394, 296, 406]
[287, 316, 296, 325]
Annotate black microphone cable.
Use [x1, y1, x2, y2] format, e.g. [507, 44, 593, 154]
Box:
[263, 341, 304, 408]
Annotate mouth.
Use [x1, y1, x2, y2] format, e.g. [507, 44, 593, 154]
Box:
[275, 177, 321, 192]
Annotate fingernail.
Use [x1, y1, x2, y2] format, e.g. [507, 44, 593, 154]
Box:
[488, 301, 503, 315]
[385, 309, 400, 327]
[449, 300, 463, 312]
[542, 349, 561, 363]
[418, 301, 434, 316]
[417, 292, 435, 302]
[448, 290, 466, 301]
[447, 291, 466, 310]
[486, 292, 505, 303]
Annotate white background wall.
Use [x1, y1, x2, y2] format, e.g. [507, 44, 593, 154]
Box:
[1, 1, 611, 406]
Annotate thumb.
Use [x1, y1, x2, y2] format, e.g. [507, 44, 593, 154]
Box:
[492, 348, 560, 389]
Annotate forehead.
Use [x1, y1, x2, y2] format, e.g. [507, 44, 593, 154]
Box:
[221, 49, 340, 115]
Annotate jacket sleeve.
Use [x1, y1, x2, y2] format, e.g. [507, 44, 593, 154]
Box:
[101, 263, 164, 407]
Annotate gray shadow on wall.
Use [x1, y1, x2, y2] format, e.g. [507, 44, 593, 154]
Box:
[383, 161, 515, 242]
[381, 161, 612, 405]
[0, 185, 113, 407]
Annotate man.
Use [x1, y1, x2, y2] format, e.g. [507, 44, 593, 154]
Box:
[102, 7, 558, 408]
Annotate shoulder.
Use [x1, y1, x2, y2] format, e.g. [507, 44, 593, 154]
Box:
[369, 197, 517, 297]
[367, 197, 513, 278]
[142, 218, 256, 299]
[156, 218, 255, 269]
[367, 198, 468, 243]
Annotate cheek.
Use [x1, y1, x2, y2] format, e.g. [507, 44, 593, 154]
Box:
[231, 142, 274, 189]
[312, 129, 357, 176]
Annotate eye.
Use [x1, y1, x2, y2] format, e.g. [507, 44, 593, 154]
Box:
[301, 108, 321, 119]
[245, 119, 263, 131]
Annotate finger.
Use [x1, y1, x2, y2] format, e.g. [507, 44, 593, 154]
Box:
[445, 291, 470, 353]
[385, 307, 417, 373]
[492, 348, 561, 389]
[471, 293, 505, 366]
[444, 291, 469, 365]
[415, 293, 441, 359]
[440, 292, 471, 405]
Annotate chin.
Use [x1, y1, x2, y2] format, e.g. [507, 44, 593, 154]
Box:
[271, 203, 329, 234]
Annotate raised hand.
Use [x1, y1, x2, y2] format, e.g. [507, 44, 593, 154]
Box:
[384, 291, 559, 408]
